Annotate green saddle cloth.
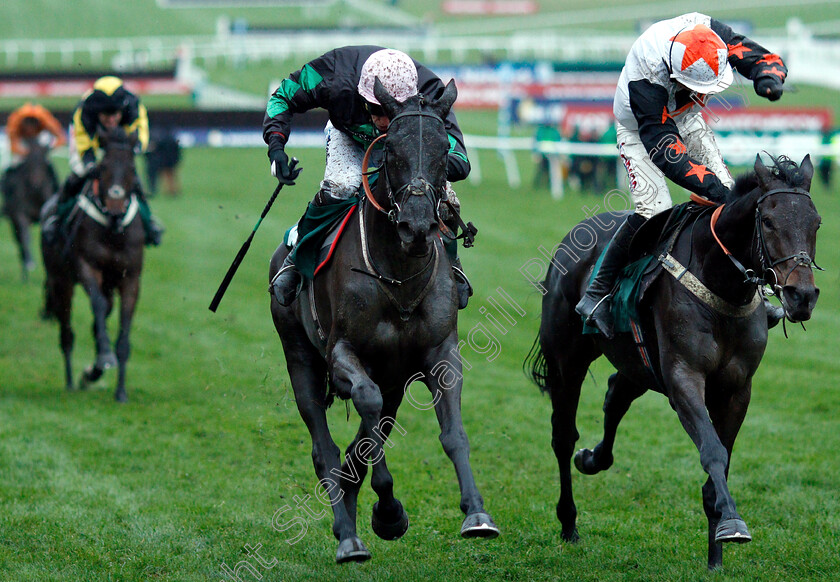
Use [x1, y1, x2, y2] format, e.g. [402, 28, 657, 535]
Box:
[285, 195, 361, 280]
[582, 251, 657, 335]
[582, 203, 697, 335]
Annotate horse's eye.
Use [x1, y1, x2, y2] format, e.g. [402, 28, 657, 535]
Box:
[761, 216, 774, 230]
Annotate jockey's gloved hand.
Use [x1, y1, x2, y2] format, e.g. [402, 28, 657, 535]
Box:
[268, 144, 301, 186]
[754, 76, 783, 101]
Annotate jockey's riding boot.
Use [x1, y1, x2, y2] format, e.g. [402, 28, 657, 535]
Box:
[58, 172, 86, 204]
[765, 299, 785, 329]
[42, 174, 85, 244]
[133, 181, 164, 246]
[574, 216, 642, 339]
[41, 214, 59, 246]
[452, 256, 473, 309]
[270, 254, 302, 307]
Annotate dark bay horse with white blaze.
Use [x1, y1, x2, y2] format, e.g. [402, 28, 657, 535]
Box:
[41, 127, 145, 402]
[269, 79, 498, 563]
[1, 134, 57, 280]
[527, 155, 820, 569]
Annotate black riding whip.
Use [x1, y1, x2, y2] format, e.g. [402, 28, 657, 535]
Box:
[209, 158, 299, 312]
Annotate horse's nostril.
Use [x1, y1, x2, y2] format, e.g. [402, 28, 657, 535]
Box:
[397, 222, 413, 240]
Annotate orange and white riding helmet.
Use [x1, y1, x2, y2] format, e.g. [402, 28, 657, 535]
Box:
[667, 24, 734, 94]
[357, 49, 419, 105]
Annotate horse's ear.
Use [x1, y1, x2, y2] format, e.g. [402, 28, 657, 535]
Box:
[373, 77, 400, 119]
[754, 154, 774, 190]
[799, 154, 814, 191]
[431, 79, 458, 119]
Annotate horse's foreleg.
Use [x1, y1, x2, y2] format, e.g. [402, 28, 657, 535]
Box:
[281, 339, 372, 563]
[703, 378, 752, 569]
[337, 424, 368, 525]
[78, 264, 117, 373]
[9, 216, 34, 280]
[423, 342, 498, 539]
[575, 372, 647, 475]
[330, 341, 406, 545]
[113, 276, 140, 403]
[339, 392, 408, 541]
[666, 367, 751, 551]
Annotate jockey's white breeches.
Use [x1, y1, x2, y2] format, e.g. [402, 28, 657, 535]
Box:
[616, 112, 734, 219]
[321, 122, 365, 200]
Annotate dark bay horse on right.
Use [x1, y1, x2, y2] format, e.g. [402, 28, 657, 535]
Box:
[527, 155, 821, 569]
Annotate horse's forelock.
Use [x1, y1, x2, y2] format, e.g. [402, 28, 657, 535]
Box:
[732, 155, 807, 200]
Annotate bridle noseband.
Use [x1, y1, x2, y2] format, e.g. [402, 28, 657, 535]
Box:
[361, 103, 447, 224]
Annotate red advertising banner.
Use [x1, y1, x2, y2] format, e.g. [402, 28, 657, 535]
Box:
[442, 1, 539, 15]
[0, 78, 192, 98]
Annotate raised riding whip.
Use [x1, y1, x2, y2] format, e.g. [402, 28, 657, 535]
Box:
[209, 158, 299, 312]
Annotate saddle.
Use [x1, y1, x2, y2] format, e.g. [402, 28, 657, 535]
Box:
[283, 194, 361, 280]
[583, 202, 709, 336]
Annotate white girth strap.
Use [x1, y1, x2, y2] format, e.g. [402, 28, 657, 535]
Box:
[77, 195, 139, 229]
[659, 252, 762, 318]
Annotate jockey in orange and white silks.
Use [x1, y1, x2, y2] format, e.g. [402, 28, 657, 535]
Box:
[614, 12, 787, 218]
[576, 13, 787, 339]
[5, 102, 66, 166]
[1, 102, 65, 199]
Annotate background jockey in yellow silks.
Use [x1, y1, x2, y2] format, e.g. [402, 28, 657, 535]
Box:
[43, 76, 163, 246]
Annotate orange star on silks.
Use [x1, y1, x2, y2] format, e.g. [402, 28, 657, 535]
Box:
[758, 54, 784, 66]
[685, 161, 713, 183]
[671, 26, 724, 75]
[727, 42, 751, 59]
[765, 65, 787, 79]
[668, 139, 687, 155]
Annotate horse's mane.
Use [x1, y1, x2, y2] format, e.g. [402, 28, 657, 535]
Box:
[730, 155, 807, 200]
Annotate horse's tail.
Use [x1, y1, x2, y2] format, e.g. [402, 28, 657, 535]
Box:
[524, 334, 550, 393]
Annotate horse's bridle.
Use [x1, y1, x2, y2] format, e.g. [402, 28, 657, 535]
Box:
[361, 103, 447, 225]
[711, 186, 823, 297]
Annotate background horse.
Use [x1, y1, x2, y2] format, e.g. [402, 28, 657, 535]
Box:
[1, 131, 58, 280]
[527, 155, 820, 569]
[41, 127, 145, 402]
[269, 80, 498, 563]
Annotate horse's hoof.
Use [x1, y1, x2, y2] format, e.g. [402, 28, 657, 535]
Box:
[335, 536, 371, 564]
[715, 518, 752, 543]
[561, 526, 580, 543]
[97, 352, 118, 370]
[371, 500, 409, 540]
[115, 391, 128, 403]
[574, 448, 596, 474]
[80, 365, 104, 388]
[460, 512, 500, 539]
[574, 447, 613, 475]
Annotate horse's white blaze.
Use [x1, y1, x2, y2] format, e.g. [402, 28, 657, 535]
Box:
[107, 185, 125, 200]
